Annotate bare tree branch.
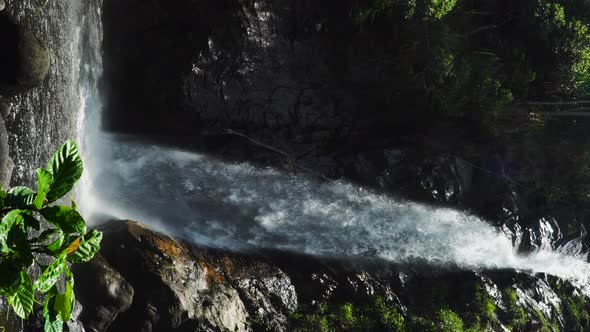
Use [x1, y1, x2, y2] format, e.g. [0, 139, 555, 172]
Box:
[225, 129, 291, 158]
[224, 129, 327, 179]
[460, 17, 513, 37]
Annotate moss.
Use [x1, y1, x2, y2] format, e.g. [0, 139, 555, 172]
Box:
[426, 0, 458, 20]
[464, 327, 486, 332]
[502, 288, 527, 330]
[371, 297, 405, 331]
[336, 303, 357, 329]
[290, 304, 332, 332]
[562, 294, 590, 331]
[436, 309, 464, 332]
[407, 315, 437, 332]
[470, 284, 497, 325]
[290, 297, 405, 331]
[405, 309, 464, 332]
[532, 308, 560, 332]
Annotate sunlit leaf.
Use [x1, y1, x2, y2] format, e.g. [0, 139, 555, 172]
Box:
[54, 266, 75, 321]
[67, 230, 102, 263]
[46, 140, 83, 203]
[35, 254, 65, 294]
[40, 206, 86, 234]
[35, 168, 54, 209]
[6, 187, 35, 207]
[7, 271, 34, 319]
[0, 210, 21, 253]
[43, 287, 63, 332]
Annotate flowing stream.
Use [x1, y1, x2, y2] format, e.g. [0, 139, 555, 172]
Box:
[73, 4, 590, 294]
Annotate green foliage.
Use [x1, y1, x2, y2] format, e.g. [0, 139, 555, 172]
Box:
[290, 304, 331, 332]
[467, 284, 497, 327]
[565, 296, 590, 331]
[553, 283, 590, 332]
[290, 296, 405, 331]
[502, 288, 527, 330]
[45, 139, 83, 203]
[436, 309, 464, 332]
[407, 315, 437, 331]
[338, 303, 356, 329]
[373, 296, 405, 330]
[357, 0, 397, 23]
[0, 140, 102, 332]
[426, 0, 457, 20]
[406, 309, 465, 332]
[357, 0, 456, 23]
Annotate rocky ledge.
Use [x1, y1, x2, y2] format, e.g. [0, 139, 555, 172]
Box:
[69, 220, 590, 332]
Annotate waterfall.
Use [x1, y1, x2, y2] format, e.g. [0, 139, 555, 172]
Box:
[74, 2, 590, 296]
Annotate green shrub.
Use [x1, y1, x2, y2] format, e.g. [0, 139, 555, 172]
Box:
[290, 297, 406, 331]
[407, 315, 437, 332]
[473, 284, 496, 323]
[436, 309, 464, 332]
[502, 288, 527, 330]
[373, 296, 405, 331]
[338, 303, 356, 329]
[0, 140, 102, 332]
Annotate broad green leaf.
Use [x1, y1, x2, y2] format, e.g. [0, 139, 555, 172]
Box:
[34, 168, 54, 209]
[40, 206, 86, 234]
[7, 271, 34, 319]
[67, 230, 102, 263]
[46, 232, 65, 254]
[46, 140, 83, 203]
[6, 187, 35, 207]
[54, 266, 75, 321]
[35, 254, 65, 294]
[0, 210, 21, 253]
[54, 281, 73, 321]
[43, 288, 63, 332]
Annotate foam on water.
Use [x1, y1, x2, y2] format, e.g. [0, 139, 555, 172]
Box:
[74, 136, 590, 291]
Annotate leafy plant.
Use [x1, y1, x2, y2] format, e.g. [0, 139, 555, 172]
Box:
[0, 139, 102, 332]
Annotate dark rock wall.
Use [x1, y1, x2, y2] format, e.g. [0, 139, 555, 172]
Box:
[102, 0, 415, 140]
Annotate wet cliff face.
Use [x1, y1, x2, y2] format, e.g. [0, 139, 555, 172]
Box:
[2, 0, 101, 187]
[0, 1, 102, 331]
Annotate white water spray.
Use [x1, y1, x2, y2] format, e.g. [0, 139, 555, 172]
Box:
[74, 9, 590, 293]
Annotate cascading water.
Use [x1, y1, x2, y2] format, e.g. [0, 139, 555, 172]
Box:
[75, 2, 590, 297]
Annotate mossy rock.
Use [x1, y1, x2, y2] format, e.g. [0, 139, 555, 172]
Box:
[0, 13, 50, 95]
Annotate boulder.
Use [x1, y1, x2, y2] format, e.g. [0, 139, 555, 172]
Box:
[73, 220, 590, 332]
[0, 99, 12, 119]
[74, 221, 272, 332]
[0, 14, 50, 95]
[73, 254, 134, 332]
